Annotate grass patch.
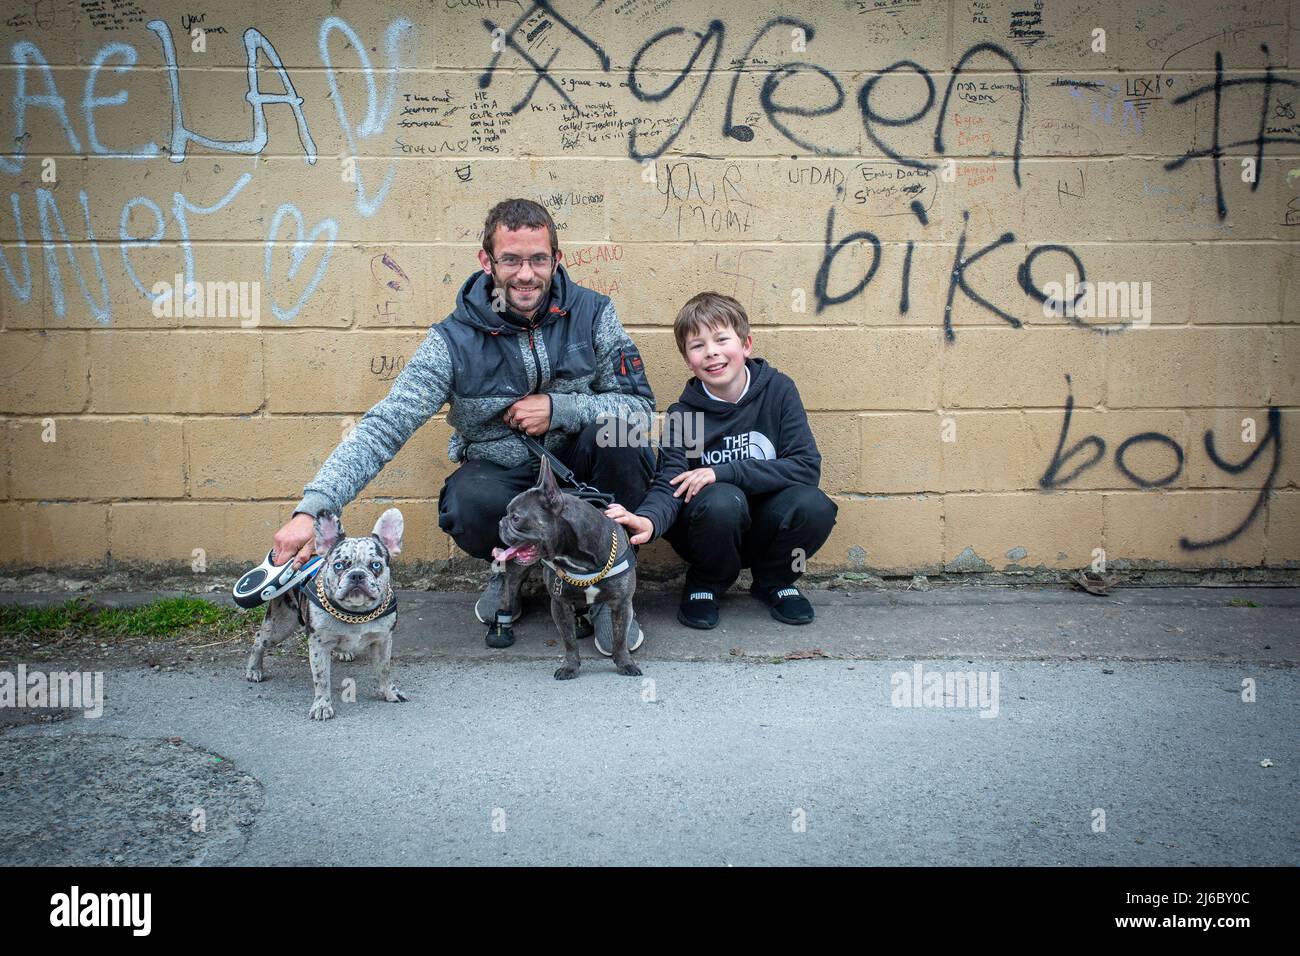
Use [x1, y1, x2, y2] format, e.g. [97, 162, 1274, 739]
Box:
[0, 595, 265, 643]
[1226, 598, 1259, 608]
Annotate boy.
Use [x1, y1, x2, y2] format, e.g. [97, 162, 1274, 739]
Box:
[605, 292, 837, 628]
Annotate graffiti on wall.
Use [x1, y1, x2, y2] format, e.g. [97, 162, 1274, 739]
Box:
[0, 0, 1292, 557]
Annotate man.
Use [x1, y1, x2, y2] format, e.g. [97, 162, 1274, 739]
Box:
[271, 199, 656, 651]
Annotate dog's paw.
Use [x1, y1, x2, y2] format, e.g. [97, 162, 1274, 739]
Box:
[332, 650, 356, 662]
[381, 686, 409, 703]
[553, 666, 579, 681]
[617, 663, 643, 678]
[308, 698, 336, 721]
[245, 666, 264, 683]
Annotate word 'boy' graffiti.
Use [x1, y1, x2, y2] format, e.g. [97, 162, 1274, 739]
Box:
[1042, 376, 1281, 551]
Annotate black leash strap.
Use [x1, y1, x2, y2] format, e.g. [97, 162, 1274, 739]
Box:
[517, 431, 615, 508]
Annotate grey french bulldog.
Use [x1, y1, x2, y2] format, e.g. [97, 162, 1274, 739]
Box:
[246, 508, 408, 720]
[493, 457, 643, 680]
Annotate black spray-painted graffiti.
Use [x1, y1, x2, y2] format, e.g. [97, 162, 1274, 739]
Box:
[0, 4, 1287, 558]
[817, 199, 1029, 343]
[1041, 376, 1282, 551]
[480, 5, 1031, 174]
[1163, 46, 1300, 220]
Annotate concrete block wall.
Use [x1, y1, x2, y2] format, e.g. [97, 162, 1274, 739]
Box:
[0, 0, 1296, 578]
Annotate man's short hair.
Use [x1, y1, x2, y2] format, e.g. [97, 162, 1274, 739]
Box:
[673, 292, 750, 356]
[482, 199, 558, 256]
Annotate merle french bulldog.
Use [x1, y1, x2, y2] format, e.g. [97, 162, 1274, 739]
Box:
[493, 457, 642, 680]
[246, 508, 408, 720]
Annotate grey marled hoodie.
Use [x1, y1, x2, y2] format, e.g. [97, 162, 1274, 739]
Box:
[293, 264, 655, 519]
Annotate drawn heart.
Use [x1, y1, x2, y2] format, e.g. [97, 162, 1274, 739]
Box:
[319, 16, 413, 217]
[264, 203, 338, 322]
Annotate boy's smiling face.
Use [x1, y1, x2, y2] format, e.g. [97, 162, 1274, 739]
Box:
[684, 321, 753, 397]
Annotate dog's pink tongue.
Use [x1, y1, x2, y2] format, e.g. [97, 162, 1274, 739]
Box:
[491, 543, 540, 564]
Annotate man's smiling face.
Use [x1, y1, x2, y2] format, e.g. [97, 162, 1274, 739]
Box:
[477, 224, 562, 319]
[684, 322, 753, 394]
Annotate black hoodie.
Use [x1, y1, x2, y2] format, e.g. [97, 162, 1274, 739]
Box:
[635, 357, 821, 542]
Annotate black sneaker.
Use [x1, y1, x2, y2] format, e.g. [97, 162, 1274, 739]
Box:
[751, 582, 814, 625]
[484, 611, 517, 648]
[574, 607, 594, 640]
[677, 586, 719, 629]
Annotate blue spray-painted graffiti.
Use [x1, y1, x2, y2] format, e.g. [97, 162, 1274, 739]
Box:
[36, 188, 110, 323]
[84, 43, 160, 158]
[264, 203, 338, 322]
[146, 19, 317, 164]
[0, 14, 406, 323]
[2, 41, 83, 174]
[319, 16, 414, 217]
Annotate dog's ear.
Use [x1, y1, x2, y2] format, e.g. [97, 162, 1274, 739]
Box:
[313, 512, 343, 556]
[557, 511, 602, 568]
[371, 508, 403, 556]
[536, 457, 564, 514]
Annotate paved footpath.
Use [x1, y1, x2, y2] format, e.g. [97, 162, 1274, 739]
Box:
[1, 586, 1296, 866]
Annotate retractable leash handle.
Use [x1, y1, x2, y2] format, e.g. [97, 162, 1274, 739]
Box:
[232, 548, 324, 609]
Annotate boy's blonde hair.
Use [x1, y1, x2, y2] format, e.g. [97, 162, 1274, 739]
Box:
[673, 292, 751, 356]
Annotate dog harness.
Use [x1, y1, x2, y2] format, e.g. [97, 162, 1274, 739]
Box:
[292, 565, 397, 626]
[541, 528, 633, 594]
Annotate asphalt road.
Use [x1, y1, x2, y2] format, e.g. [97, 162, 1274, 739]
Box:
[1, 586, 1296, 866]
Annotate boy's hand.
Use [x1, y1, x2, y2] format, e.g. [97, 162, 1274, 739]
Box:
[670, 467, 716, 502]
[604, 504, 655, 545]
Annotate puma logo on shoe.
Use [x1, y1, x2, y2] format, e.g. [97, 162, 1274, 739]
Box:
[763, 585, 813, 625]
[678, 586, 719, 630]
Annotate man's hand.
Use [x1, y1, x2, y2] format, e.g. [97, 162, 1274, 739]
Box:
[605, 504, 655, 545]
[273, 513, 317, 569]
[505, 394, 552, 436]
[670, 467, 716, 502]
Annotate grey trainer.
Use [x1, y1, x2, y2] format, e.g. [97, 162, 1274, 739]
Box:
[474, 568, 527, 625]
[589, 603, 645, 657]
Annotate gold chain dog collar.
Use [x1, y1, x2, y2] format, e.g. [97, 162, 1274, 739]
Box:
[314, 573, 394, 624]
[551, 529, 620, 587]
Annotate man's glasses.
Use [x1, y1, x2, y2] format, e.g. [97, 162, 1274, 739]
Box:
[488, 252, 556, 272]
